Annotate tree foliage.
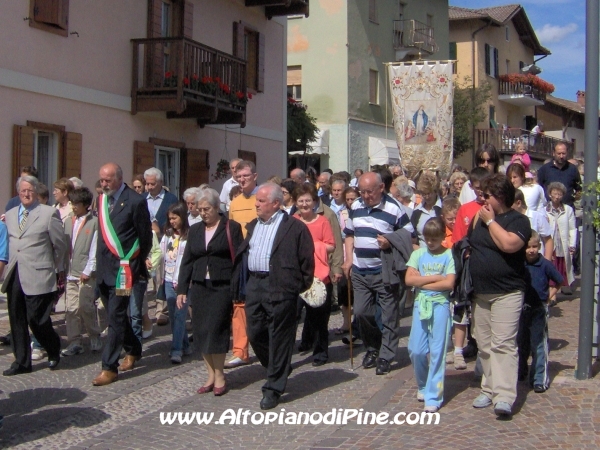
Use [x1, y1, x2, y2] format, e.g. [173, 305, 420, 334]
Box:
[453, 76, 492, 157]
[287, 98, 319, 152]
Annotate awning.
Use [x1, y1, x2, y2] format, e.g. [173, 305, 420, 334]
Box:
[368, 137, 400, 166]
[288, 129, 329, 156]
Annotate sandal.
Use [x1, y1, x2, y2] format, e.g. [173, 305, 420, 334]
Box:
[334, 328, 349, 335]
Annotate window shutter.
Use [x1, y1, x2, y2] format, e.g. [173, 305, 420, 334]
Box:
[493, 48, 499, 79]
[449, 42, 457, 61]
[238, 150, 256, 166]
[183, 1, 193, 39]
[232, 22, 245, 58]
[12, 125, 35, 191]
[63, 132, 82, 178]
[484, 43, 490, 75]
[257, 32, 265, 92]
[181, 148, 209, 188]
[33, 0, 69, 30]
[133, 141, 155, 178]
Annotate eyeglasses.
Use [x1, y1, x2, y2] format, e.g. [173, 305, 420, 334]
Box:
[282, 190, 290, 195]
[20, 189, 35, 195]
[358, 189, 378, 196]
[237, 173, 254, 178]
[483, 193, 494, 200]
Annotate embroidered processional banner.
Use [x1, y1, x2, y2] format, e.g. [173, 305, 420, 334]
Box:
[388, 62, 454, 178]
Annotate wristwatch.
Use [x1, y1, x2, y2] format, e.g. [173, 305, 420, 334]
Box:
[485, 219, 494, 226]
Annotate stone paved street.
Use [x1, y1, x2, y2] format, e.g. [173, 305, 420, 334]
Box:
[1, 281, 599, 449]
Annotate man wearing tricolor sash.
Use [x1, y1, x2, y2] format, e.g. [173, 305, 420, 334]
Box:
[92, 163, 152, 386]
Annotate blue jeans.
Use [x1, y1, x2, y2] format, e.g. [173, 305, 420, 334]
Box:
[128, 280, 148, 345]
[518, 304, 549, 388]
[408, 301, 451, 408]
[165, 281, 189, 357]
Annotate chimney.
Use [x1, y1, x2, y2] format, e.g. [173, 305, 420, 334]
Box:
[576, 90, 585, 106]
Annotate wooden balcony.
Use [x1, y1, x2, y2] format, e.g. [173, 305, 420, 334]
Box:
[245, 0, 309, 19]
[131, 37, 247, 127]
[393, 20, 438, 61]
[477, 128, 573, 160]
[498, 80, 546, 107]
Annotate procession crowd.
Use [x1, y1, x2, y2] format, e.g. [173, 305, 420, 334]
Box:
[0, 140, 583, 418]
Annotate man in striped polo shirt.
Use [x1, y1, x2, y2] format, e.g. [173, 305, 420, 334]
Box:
[343, 172, 409, 375]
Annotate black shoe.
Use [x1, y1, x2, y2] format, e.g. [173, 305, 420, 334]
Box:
[362, 350, 378, 369]
[533, 384, 546, 393]
[0, 334, 10, 346]
[48, 357, 60, 371]
[342, 336, 361, 346]
[260, 393, 280, 410]
[3, 365, 32, 376]
[297, 342, 312, 353]
[188, 335, 194, 343]
[375, 358, 391, 375]
[312, 360, 326, 367]
[463, 342, 478, 358]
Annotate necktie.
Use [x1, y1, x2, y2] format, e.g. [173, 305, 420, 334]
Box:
[19, 209, 29, 232]
[109, 196, 115, 213]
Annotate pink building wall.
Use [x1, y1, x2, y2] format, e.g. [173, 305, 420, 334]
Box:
[0, 0, 286, 206]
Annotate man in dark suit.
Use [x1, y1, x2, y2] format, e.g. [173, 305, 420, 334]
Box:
[233, 182, 314, 410]
[143, 167, 178, 325]
[1, 176, 67, 376]
[92, 163, 152, 386]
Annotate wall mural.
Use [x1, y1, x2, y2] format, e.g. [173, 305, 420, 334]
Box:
[388, 62, 454, 178]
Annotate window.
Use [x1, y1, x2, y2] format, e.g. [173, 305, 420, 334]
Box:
[426, 14, 434, 38]
[369, 70, 379, 104]
[29, 0, 69, 37]
[233, 22, 265, 93]
[156, 146, 180, 197]
[519, 61, 525, 71]
[505, 26, 510, 41]
[34, 131, 59, 188]
[484, 43, 499, 78]
[369, 0, 378, 23]
[449, 42, 457, 74]
[161, 1, 173, 74]
[238, 150, 257, 166]
[506, 59, 510, 75]
[287, 66, 302, 100]
[12, 122, 82, 190]
[489, 105, 496, 127]
[398, 2, 405, 20]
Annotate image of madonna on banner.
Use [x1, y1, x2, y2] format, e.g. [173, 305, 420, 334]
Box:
[388, 62, 454, 178]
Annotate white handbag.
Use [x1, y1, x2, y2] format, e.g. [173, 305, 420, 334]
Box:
[300, 277, 327, 308]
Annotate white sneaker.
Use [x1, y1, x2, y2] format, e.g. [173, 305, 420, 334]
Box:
[31, 347, 47, 361]
[224, 356, 249, 368]
[446, 351, 454, 364]
[142, 328, 153, 339]
[90, 337, 103, 352]
[417, 391, 425, 402]
[61, 344, 84, 356]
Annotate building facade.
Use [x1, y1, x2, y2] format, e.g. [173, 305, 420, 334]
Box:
[0, 0, 301, 206]
[287, 0, 449, 173]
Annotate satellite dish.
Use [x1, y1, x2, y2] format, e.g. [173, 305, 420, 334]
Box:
[521, 64, 542, 75]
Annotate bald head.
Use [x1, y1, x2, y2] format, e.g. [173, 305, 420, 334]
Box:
[290, 168, 306, 184]
[357, 172, 384, 207]
[99, 163, 124, 196]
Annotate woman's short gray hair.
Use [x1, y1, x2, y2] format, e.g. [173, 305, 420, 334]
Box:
[17, 175, 39, 192]
[396, 182, 413, 199]
[144, 167, 163, 181]
[196, 188, 220, 209]
[183, 187, 201, 202]
[547, 181, 566, 196]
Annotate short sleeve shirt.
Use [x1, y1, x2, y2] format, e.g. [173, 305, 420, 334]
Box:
[407, 247, 455, 303]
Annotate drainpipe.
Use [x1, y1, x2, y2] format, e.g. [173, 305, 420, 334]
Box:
[470, 20, 492, 168]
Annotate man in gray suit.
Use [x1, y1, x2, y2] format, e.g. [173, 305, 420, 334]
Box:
[1, 176, 67, 376]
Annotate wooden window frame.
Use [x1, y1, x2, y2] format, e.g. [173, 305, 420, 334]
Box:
[234, 21, 265, 94]
[238, 150, 256, 166]
[29, 0, 69, 37]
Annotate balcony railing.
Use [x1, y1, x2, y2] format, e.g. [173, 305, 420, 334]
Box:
[393, 20, 438, 57]
[477, 128, 574, 159]
[131, 37, 247, 126]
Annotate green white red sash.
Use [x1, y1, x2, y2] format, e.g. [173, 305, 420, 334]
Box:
[98, 193, 140, 295]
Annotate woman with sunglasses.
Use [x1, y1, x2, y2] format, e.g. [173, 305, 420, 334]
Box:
[459, 144, 501, 204]
[469, 174, 531, 418]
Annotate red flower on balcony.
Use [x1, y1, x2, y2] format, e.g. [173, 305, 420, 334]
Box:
[183, 77, 190, 86]
[236, 91, 245, 100]
[220, 83, 231, 95]
[165, 71, 173, 79]
[192, 74, 199, 81]
[214, 77, 221, 83]
[499, 73, 555, 94]
[201, 76, 213, 84]
[248, 93, 253, 99]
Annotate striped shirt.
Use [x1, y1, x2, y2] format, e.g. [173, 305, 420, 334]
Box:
[344, 194, 410, 272]
[248, 210, 284, 272]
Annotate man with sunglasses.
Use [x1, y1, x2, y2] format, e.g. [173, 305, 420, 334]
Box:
[342, 172, 410, 375]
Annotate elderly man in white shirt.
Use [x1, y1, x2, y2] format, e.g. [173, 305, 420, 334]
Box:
[219, 158, 241, 212]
